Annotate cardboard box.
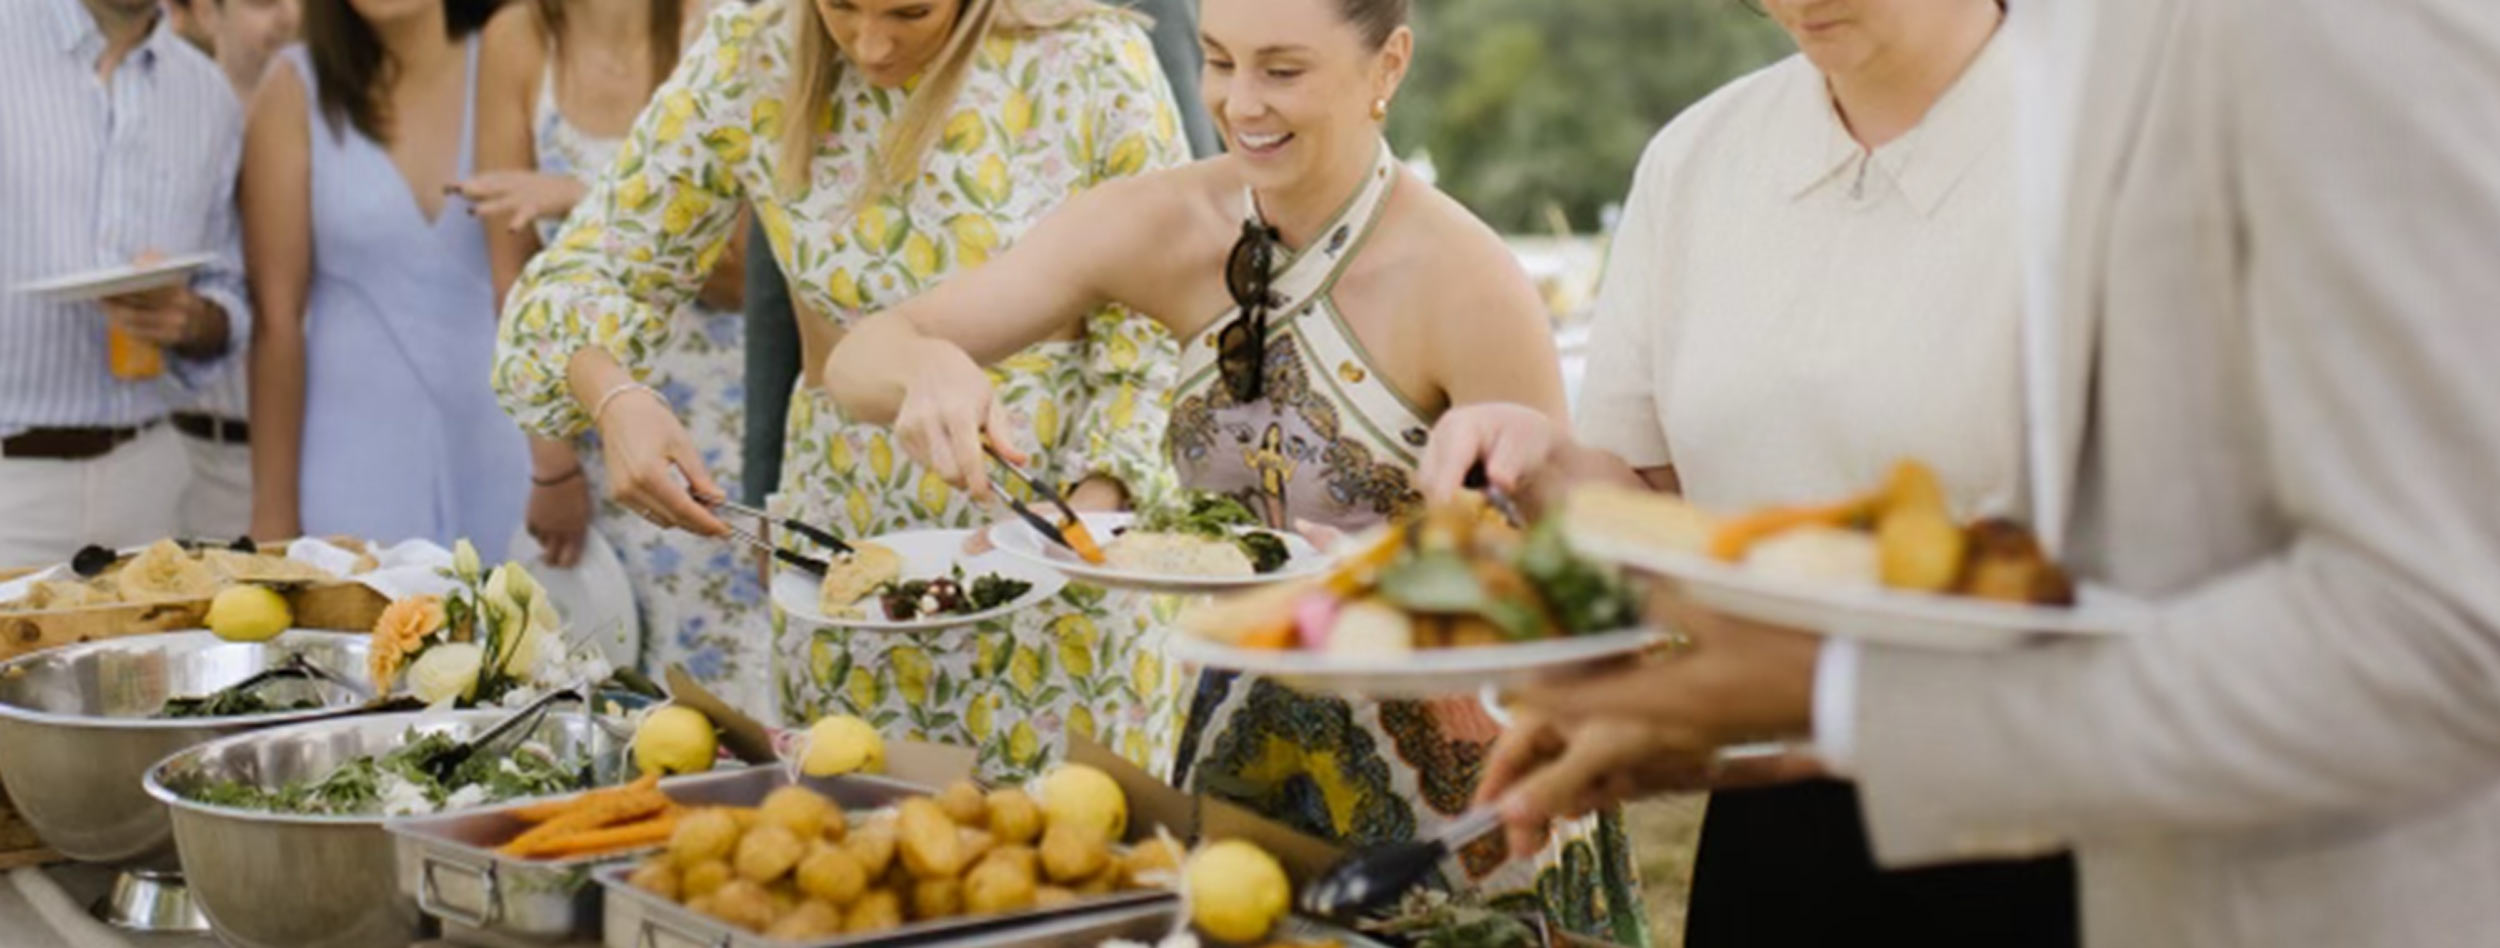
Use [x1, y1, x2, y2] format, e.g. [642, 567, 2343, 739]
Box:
[1063, 735, 1347, 886]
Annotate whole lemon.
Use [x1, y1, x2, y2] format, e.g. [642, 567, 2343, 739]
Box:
[1037, 764, 1126, 841]
[634, 705, 718, 775]
[1184, 840, 1289, 942]
[799, 714, 886, 776]
[205, 585, 290, 642]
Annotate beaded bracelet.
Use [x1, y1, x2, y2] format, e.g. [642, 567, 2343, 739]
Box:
[589, 380, 661, 428]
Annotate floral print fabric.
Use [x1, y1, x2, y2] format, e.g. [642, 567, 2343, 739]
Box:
[528, 50, 771, 711]
[495, 1, 1189, 778]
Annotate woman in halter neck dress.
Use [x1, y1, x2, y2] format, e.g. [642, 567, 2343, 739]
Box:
[826, 0, 1646, 938]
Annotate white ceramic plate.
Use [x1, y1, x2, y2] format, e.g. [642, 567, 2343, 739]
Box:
[988, 511, 1329, 594]
[1169, 627, 1667, 699]
[14, 253, 219, 303]
[771, 529, 1064, 632]
[1567, 528, 2139, 651]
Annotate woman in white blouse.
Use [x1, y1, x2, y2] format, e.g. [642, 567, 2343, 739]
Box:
[1422, 1, 2069, 945]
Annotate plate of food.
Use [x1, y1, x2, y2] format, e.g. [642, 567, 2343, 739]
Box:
[1561, 461, 2139, 651]
[989, 494, 1330, 594]
[13, 252, 219, 303]
[1170, 499, 1665, 698]
[773, 529, 1064, 632]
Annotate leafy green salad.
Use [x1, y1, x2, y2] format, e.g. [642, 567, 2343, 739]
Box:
[185, 730, 582, 817]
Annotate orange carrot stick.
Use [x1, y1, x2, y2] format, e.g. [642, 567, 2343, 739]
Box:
[516, 812, 682, 860]
[509, 772, 662, 824]
[497, 788, 669, 856]
[1707, 498, 1880, 562]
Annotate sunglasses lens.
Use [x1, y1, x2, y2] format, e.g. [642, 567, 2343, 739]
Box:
[1218, 318, 1261, 402]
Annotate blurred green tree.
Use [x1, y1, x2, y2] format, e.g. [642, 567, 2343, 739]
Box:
[1388, 0, 1794, 233]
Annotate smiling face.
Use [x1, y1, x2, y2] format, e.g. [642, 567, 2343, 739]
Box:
[814, 0, 964, 89]
[1198, 0, 1409, 193]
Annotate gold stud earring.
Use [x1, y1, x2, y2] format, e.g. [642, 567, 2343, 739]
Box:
[1371, 98, 1388, 121]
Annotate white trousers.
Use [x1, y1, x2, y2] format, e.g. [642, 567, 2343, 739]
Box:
[0, 425, 187, 568]
[176, 433, 253, 539]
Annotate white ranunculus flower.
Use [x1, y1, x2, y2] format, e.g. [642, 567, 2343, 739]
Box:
[408, 643, 485, 705]
[452, 540, 483, 584]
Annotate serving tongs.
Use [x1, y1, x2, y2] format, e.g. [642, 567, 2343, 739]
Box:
[706, 499, 852, 579]
[1303, 805, 1504, 920]
[68, 535, 259, 578]
[981, 444, 1105, 564]
[1462, 462, 1527, 528]
[176, 653, 373, 712]
[709, 498, 854, 555]
[420, 687, 582, 784]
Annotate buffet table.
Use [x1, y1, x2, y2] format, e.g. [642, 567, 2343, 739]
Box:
[2, 864, 595, 948]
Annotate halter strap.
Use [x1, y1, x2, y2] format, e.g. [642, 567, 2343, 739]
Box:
[1237, 139, 1399, 319]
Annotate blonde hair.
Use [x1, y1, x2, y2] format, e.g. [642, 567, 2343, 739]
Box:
[777, 0, 1132, 204]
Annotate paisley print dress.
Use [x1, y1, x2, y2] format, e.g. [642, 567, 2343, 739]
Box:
[1165, 143, 1649, 946]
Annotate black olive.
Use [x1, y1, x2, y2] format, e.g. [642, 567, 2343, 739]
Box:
[70, 544, 116, 577]
[229, 535, 258, 553]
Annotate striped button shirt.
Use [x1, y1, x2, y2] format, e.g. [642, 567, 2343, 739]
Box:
[0, 0, 251, 439]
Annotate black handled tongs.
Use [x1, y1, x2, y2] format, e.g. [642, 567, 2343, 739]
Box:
[981, 445, 1106, 564]
[709, 497, 854, 555]
[705, 498, 852, 578]
[1463, 462, 1527, 527]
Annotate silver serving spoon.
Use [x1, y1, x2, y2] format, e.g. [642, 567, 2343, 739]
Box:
[1302, 805, 1505, 920]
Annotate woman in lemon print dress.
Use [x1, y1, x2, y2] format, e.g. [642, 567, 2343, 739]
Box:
[493, 0, 1190, 777]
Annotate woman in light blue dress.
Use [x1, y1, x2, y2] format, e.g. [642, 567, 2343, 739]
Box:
[245, 0, 529, 562]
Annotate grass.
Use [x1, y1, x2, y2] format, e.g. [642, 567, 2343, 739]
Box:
[1625, 794, 1706, 947]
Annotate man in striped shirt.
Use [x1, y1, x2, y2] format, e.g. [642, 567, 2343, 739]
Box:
[0, 0, 252, 567]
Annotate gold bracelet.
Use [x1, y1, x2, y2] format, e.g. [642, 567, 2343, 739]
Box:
[589, 380, 660, 427]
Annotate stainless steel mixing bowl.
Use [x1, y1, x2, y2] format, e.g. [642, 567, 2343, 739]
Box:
[143, 706, 630, 948]
[0, 630, 370, 866]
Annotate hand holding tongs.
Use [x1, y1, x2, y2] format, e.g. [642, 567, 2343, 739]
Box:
[981, 444, 1106, 564]
[706, 497, 854, 578]
[1463, 461, 1528, 527]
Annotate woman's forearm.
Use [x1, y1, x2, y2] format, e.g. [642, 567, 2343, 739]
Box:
[529, 435, 582, 481]
[247, 320, 305, 535]
[823, 314, 941, 426]
[566, 346, 642, 423]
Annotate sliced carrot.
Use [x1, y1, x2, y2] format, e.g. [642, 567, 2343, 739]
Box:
[509, 772, 662, 824]
[1236, 621, 1295, 651]
[496, 788, 669, 856]
[517, 811, 682, 860]
[1706, 498, 1879, 562]
[1322, 526, 1407, 596]
[1060, 520, 1107, 565]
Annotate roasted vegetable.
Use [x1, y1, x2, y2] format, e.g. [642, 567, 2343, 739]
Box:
[873, 566, 1033, 620]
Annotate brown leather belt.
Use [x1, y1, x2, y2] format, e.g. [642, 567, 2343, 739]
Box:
[0, 421, 160, 461]
[171, 412, 250, 445]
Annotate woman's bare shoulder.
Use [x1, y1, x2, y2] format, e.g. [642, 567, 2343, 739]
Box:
[1384, 174, 1540, 313]
[247, 52, 310, 138]
[478, 2, 548, 70]
[1072, 157, 1239, 254]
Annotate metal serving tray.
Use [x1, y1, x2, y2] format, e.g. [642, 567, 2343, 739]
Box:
[595, 883, 1399, 948]
[389, 766, 933, 943]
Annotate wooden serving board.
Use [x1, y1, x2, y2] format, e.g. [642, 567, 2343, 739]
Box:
[0, 582, 389, 663]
